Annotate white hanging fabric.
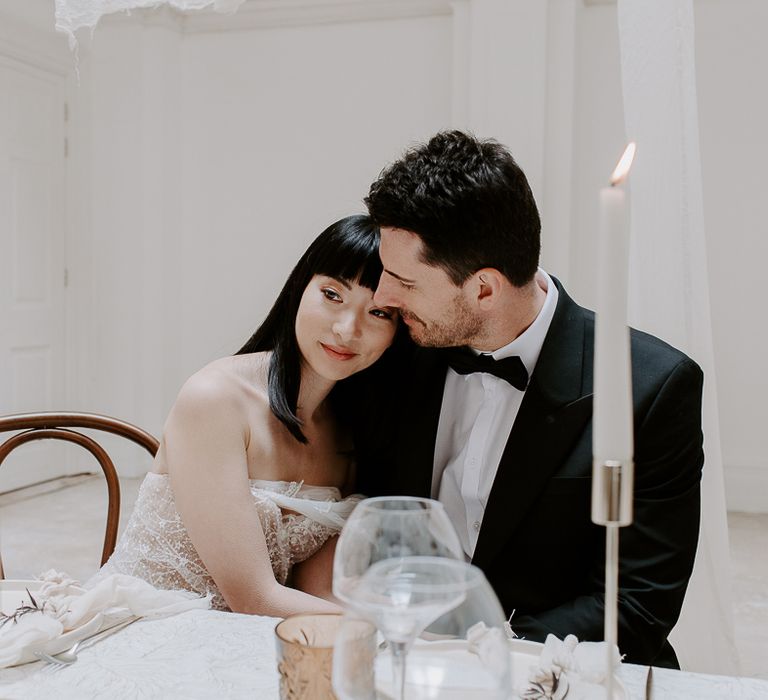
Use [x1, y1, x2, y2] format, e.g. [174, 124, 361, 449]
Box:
[616, 0, 739, 674]
[55, 0, 245, 47]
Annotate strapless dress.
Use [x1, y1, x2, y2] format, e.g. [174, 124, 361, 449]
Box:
[90, 472, 361, 610]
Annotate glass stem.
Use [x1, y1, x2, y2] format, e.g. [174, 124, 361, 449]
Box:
[390, 640, 408, 700]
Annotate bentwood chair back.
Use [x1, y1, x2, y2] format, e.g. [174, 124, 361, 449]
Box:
[0, 412, 159, 579]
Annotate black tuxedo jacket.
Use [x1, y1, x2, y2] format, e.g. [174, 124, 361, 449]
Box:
[350, 279, 704, 669]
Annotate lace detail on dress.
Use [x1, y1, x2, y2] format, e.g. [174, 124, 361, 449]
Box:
[91, 473, 359, 611]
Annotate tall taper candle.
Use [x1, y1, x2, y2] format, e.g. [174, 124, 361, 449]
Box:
[592, 144, 635, 493]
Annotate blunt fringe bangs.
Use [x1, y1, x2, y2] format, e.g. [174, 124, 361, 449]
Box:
[309, 216, 382, 293]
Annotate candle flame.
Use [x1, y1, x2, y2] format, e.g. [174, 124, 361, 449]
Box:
[610, 142, 636, 186]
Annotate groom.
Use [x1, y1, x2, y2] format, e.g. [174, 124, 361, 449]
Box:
[353, 130, 704, 669]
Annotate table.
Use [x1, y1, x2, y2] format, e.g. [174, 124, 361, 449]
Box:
[0, 610, 766, 699]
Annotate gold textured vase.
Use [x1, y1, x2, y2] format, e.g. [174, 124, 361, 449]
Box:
[275, 612, 343, 699]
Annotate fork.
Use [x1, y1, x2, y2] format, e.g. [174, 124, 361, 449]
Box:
[35, 638, 87, 669]
[34, 616, 138, 669]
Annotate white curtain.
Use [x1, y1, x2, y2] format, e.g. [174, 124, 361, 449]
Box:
[617, 0, 739, 674]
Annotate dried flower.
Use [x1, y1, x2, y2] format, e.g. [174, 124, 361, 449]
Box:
[522, 669, 569, 699]
[0, 588, 48, 629]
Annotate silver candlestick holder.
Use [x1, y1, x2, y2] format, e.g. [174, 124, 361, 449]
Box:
[592, 457, 634, 699]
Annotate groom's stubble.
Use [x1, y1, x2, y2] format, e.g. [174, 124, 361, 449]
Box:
[402, 292, 483, 348]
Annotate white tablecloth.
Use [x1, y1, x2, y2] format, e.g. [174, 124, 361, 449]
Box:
[0, 609, 766, 699]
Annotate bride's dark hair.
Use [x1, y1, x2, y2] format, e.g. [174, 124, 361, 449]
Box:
[236, 214, 386, 444]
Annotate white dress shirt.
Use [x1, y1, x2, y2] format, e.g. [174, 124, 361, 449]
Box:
[431, 270, 559, 559]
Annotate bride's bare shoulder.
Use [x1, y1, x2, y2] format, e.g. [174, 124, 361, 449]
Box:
[174, 353, 269, 417]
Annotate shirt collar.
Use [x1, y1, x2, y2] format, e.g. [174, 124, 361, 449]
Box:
[472, 269, 558, 378]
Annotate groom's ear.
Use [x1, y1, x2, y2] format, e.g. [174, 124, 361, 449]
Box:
[473, 268, 505, 309]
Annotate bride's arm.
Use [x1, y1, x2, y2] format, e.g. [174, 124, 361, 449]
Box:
[291, 535, 339, 602]
[164, 370, 340, 617]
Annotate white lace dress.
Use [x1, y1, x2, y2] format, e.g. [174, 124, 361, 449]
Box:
[90, 473, 362, 610]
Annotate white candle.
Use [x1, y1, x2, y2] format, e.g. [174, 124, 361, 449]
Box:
[593, 144, 636, 464]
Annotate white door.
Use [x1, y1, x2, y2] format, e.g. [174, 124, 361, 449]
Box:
[0, 58, 67, 492]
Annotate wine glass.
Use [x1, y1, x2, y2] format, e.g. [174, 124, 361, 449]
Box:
[333, 557, 512, 700]
[333, 496, 464, 604]
[332, 497, 464, 699]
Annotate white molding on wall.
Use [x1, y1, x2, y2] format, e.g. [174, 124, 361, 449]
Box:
[182, 0, 452, 32]
[96, 5, 184, 32]
[725, 466, 768, 514]
[100, 0, 453, 34]
[4, 0, 455, 47]
[135, 5, 184, 31]
[0, 12, 70, 75]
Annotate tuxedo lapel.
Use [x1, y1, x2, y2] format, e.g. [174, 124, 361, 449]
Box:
[472, 281, 595, 569]
[393, 349, 448, 496]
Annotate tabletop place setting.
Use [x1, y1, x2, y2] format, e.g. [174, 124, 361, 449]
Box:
[0, 496, 628, 700]
[274, 493, 627, 700]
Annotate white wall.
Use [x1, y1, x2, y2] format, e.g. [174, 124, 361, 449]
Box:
[62, 16, 185, 471]
[1, 0, 765, 506]
[64, 5, 452, 474]
[177, 15, 452, 377]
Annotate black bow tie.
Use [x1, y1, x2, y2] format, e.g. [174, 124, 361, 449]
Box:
[444, 347, 529, 391]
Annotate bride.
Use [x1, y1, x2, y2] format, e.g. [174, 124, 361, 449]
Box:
[91, 215, 400, 616]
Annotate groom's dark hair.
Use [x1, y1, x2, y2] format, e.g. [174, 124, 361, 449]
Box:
[365, 130, 541, 287]
[237, 215, 387, 444]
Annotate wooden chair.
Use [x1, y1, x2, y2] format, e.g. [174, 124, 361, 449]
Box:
[0, 412, 159, 579]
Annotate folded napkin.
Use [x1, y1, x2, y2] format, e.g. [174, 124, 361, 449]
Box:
[0, 569, 210, 668]
[466, 621, 511, 676]
[522, 634, 623, 700]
